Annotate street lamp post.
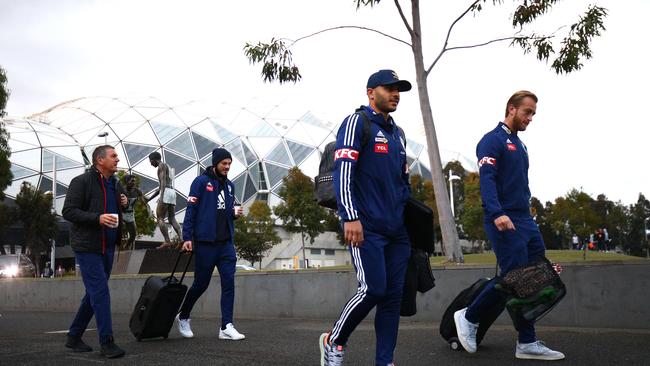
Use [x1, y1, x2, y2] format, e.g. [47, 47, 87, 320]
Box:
[49, 155, 57, 277]
[643, 217, 650, 258]
[448, 170, 461, 217]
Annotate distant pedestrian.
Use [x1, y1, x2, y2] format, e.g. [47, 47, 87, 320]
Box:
[572, 234, 579, 250]
[596, 229, 606, 252]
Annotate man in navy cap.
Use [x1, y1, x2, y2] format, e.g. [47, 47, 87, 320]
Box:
[175, 147, 246, 341]
[319, 69, 412, 366]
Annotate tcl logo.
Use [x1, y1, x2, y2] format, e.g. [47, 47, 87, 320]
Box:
[478, 156, 496, 167]
[374, 143, 388, 154]
[334, 148, 359, 161]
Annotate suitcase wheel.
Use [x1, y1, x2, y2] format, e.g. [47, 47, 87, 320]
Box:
[449, 337, 461, 351]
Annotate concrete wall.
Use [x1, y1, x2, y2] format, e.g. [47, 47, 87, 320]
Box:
[1, 261, 648, 329]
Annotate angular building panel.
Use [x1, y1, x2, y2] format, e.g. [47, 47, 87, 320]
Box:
[2, 96, 441, 217]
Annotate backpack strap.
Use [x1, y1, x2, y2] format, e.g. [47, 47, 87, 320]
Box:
[354, 106, 407, 149]
[354, 106, 372, 149]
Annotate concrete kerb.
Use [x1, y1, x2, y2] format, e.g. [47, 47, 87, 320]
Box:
[1, 261, 648, 330]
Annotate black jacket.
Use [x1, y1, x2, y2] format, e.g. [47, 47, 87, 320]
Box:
[62, 167, 125, 254]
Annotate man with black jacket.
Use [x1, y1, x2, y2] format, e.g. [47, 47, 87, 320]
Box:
[62, 145, 128, 358]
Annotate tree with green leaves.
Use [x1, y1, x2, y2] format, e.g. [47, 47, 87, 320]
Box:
[545, 189, 599, 245]
[274, 167, 328, 268]
[0, 203, 16, 255]
[234, 200, 281, 269]
[457, 172, 486, 252]
[0, 65, 13, 200]
[244, 0, 607, 263]
[15, 182, 57, 275]
[627, 193, 650, 256]
[601, 199, 628, 251]
[0, 65, 9, 117]
[529, 196, 559, 249]
[324, 209, 345, 245]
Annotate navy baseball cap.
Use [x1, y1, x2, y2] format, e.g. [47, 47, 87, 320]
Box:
[367, 69, 412, 92]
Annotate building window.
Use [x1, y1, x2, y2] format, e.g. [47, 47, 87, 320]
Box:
[258, 162, 267, 190]
[310, 248, 321, 255]
[324, 249, 335, 255]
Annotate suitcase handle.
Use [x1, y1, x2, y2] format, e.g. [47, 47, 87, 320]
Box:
[169, 250, 193, 285]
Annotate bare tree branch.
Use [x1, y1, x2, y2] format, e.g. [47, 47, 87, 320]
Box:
[288, 25, 411, 48]
[394, 0, 414, 39]
[447, 35, 530, 51]
[427, 0, 480, 75]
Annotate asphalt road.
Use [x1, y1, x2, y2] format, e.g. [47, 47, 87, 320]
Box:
[1, 311, 649, 365]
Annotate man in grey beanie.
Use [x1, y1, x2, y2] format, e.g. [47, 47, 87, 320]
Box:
[175, 148, 245, 340]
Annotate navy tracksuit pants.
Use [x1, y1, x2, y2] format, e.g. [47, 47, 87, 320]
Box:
[465, 214, 545, 343]
[69, 248, 115, 344]
[330, 229, 411, 365]
[179, 241, 237, 328]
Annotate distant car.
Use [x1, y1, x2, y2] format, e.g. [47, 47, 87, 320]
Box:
[0, 254, 36, 278]
[235, 264, 257, 271]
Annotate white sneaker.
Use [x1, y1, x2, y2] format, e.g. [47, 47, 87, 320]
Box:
[219, 323, 245, 340]
[175, 314, 194, 338]
[516, 340, 565, 360]
[319, 332, 330, 366]
[454, 307, 478, 353]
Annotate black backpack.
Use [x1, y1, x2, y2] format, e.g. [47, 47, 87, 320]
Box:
[314, 106, 405, 210]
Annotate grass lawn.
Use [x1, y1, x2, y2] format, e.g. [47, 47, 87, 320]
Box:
[430, 249, 647, 266]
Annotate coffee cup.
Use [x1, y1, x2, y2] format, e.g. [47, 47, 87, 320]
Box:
[233, 204, 243, 216]
[107, 213, 119, 228]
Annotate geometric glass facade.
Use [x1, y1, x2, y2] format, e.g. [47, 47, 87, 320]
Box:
[2, 96, 434, 222]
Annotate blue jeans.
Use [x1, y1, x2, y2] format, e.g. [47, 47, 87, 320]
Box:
[69, 248, 115, 344]
[466, 215, 545, 343]
[179, 241, 237, 328]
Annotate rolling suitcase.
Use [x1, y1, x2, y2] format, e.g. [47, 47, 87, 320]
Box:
[439, 277, 507, 350]
[129, 250, 193, 341]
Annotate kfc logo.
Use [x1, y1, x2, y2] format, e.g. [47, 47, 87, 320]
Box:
[478, 156, 496, 167]
[374, 143, 388, 154]
[334, 148, 359, 161]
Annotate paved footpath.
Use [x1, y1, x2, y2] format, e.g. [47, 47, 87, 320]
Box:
[1, 311, 649, 365]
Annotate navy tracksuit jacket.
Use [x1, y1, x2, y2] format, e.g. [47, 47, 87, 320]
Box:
[331, 105, 411, 365]
[179, 167, 237, 328]
[466, 122, 545, 344]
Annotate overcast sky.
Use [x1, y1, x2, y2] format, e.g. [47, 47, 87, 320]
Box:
[1, 0, 648, 205]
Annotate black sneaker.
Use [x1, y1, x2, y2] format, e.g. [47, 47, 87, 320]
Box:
[65, 334, 93, 352]
[100, 336, 125, 359]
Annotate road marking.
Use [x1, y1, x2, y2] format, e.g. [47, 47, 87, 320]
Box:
[45, 328, 96, 334]
[66, 356, 105, 364]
